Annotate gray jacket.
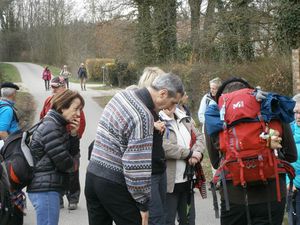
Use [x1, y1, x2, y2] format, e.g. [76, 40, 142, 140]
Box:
[160, 108, 205, 193]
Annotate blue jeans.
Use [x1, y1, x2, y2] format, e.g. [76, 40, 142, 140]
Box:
[149, 171, 167, 225]
[28, 191, 60, 225]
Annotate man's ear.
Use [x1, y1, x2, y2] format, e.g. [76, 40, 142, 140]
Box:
[158, 89, 168, 98]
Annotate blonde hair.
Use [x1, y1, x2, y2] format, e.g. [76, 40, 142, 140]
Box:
[293, 93, 300, 103]
[138, 67, 165, 88]
[209, 77, 222, 87]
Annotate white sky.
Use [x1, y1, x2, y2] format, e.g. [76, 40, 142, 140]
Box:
[71, 0, 208, 21]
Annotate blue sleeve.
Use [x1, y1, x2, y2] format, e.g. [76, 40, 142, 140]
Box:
[290, 121, 296, 135]
[0, 107, 14, 131]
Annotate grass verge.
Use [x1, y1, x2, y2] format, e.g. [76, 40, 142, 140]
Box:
[92, 96, 113, 108]
[0, 63, 35, 129]
[89, 85, 119, 91]
[0, 63, 21, 83]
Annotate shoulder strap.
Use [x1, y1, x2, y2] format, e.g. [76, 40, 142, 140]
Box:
[206, 94, 214, 106]
[21, 119, 49, 167]
[216, 77, 252, 103]
[0, 103, 19, 123]
[26, 119, 44, 136]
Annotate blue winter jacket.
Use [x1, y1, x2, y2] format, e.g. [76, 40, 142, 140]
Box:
[287, 121, 300, 188]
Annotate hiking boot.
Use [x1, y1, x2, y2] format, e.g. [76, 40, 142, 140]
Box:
[68, 203, 78, 210]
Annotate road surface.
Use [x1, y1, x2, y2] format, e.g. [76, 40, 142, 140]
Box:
[9, 62, 220, 225]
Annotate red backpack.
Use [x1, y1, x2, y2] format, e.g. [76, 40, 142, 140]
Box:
[214, 88, 294, 202]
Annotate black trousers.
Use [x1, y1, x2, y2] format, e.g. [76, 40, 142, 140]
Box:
[10, 205, 23, 225]
[221, 198, 286, 225]
[85, 172, 142, 225]
[65, 78, 69, 89]
[61, 170, 81, 204]
[166, 182, 191, 225]
[44, 80, 50, 90]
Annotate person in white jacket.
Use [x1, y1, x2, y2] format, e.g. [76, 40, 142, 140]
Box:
[197, 77, 222, 129]
[160, 107, 205, 225]
[198, 77, 221, 178]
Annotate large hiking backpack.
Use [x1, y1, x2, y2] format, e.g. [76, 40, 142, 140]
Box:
[213, 84, 295, 202]
[0, 121, 41, 190]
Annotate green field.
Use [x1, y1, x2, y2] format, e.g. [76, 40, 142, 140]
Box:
[0, 63, 21, 83]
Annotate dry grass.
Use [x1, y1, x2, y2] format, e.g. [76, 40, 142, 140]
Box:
[16, 92, 36, 130]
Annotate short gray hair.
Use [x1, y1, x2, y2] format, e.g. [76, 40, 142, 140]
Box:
[151, 73, 184, 97]
[138, 67, 165, 88]
[1, 87, 16, 98]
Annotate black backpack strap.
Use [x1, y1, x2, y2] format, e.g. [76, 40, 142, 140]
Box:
[26, 119, 44, 136]
[215, 77, 253, 103]
[0, 103, 19, 123]
[205, 93, 214, 106]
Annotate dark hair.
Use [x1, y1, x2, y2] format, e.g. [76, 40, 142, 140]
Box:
[51, 90, 85, 113]
[216, 77, 253, 102]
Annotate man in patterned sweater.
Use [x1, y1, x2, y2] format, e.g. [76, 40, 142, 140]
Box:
[85, 73, 184, 225]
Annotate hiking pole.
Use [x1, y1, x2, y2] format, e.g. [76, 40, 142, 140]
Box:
[185, 164, 195, 224]
[220, 170, 230, 211]
[210, 181, 219, 218]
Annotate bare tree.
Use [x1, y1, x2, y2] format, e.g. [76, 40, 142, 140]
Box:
[188, 0, 202, 62]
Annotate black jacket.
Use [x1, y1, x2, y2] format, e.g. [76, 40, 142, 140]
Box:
[206, 123, 297, 204]
[27, 110, 79, 193]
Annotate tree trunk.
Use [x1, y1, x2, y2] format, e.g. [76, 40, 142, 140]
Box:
[236, 0, 254, 61]
[201, 0, 218, 60]
[135, 0, 155, 65]
[188, 0, 202, 62]
[153, 0, 177, 63]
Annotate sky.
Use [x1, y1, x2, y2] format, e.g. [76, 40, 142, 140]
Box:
[71, 0, 208, 21]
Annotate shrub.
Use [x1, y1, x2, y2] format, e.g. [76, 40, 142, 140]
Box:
[85, 58, 115, 81]
[160, 55, 293, 121]
[107, 61, 138, 87]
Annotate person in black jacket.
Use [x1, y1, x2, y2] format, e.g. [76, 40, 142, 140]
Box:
[78, 63, 87, 91]
[205, 78, 297, 225]
[27, 89, 84, 225]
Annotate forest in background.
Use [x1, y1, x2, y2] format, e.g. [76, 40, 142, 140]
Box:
[0, 0, 299, 114]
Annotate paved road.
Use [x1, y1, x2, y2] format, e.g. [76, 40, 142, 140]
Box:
[9, 62, 220, 225]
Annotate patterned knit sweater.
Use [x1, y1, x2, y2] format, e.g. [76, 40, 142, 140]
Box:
[87, 89, 154, 210]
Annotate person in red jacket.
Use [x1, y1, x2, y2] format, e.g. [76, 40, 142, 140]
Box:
[40, 76, 86, 210]
[42, 66, 52, 91]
